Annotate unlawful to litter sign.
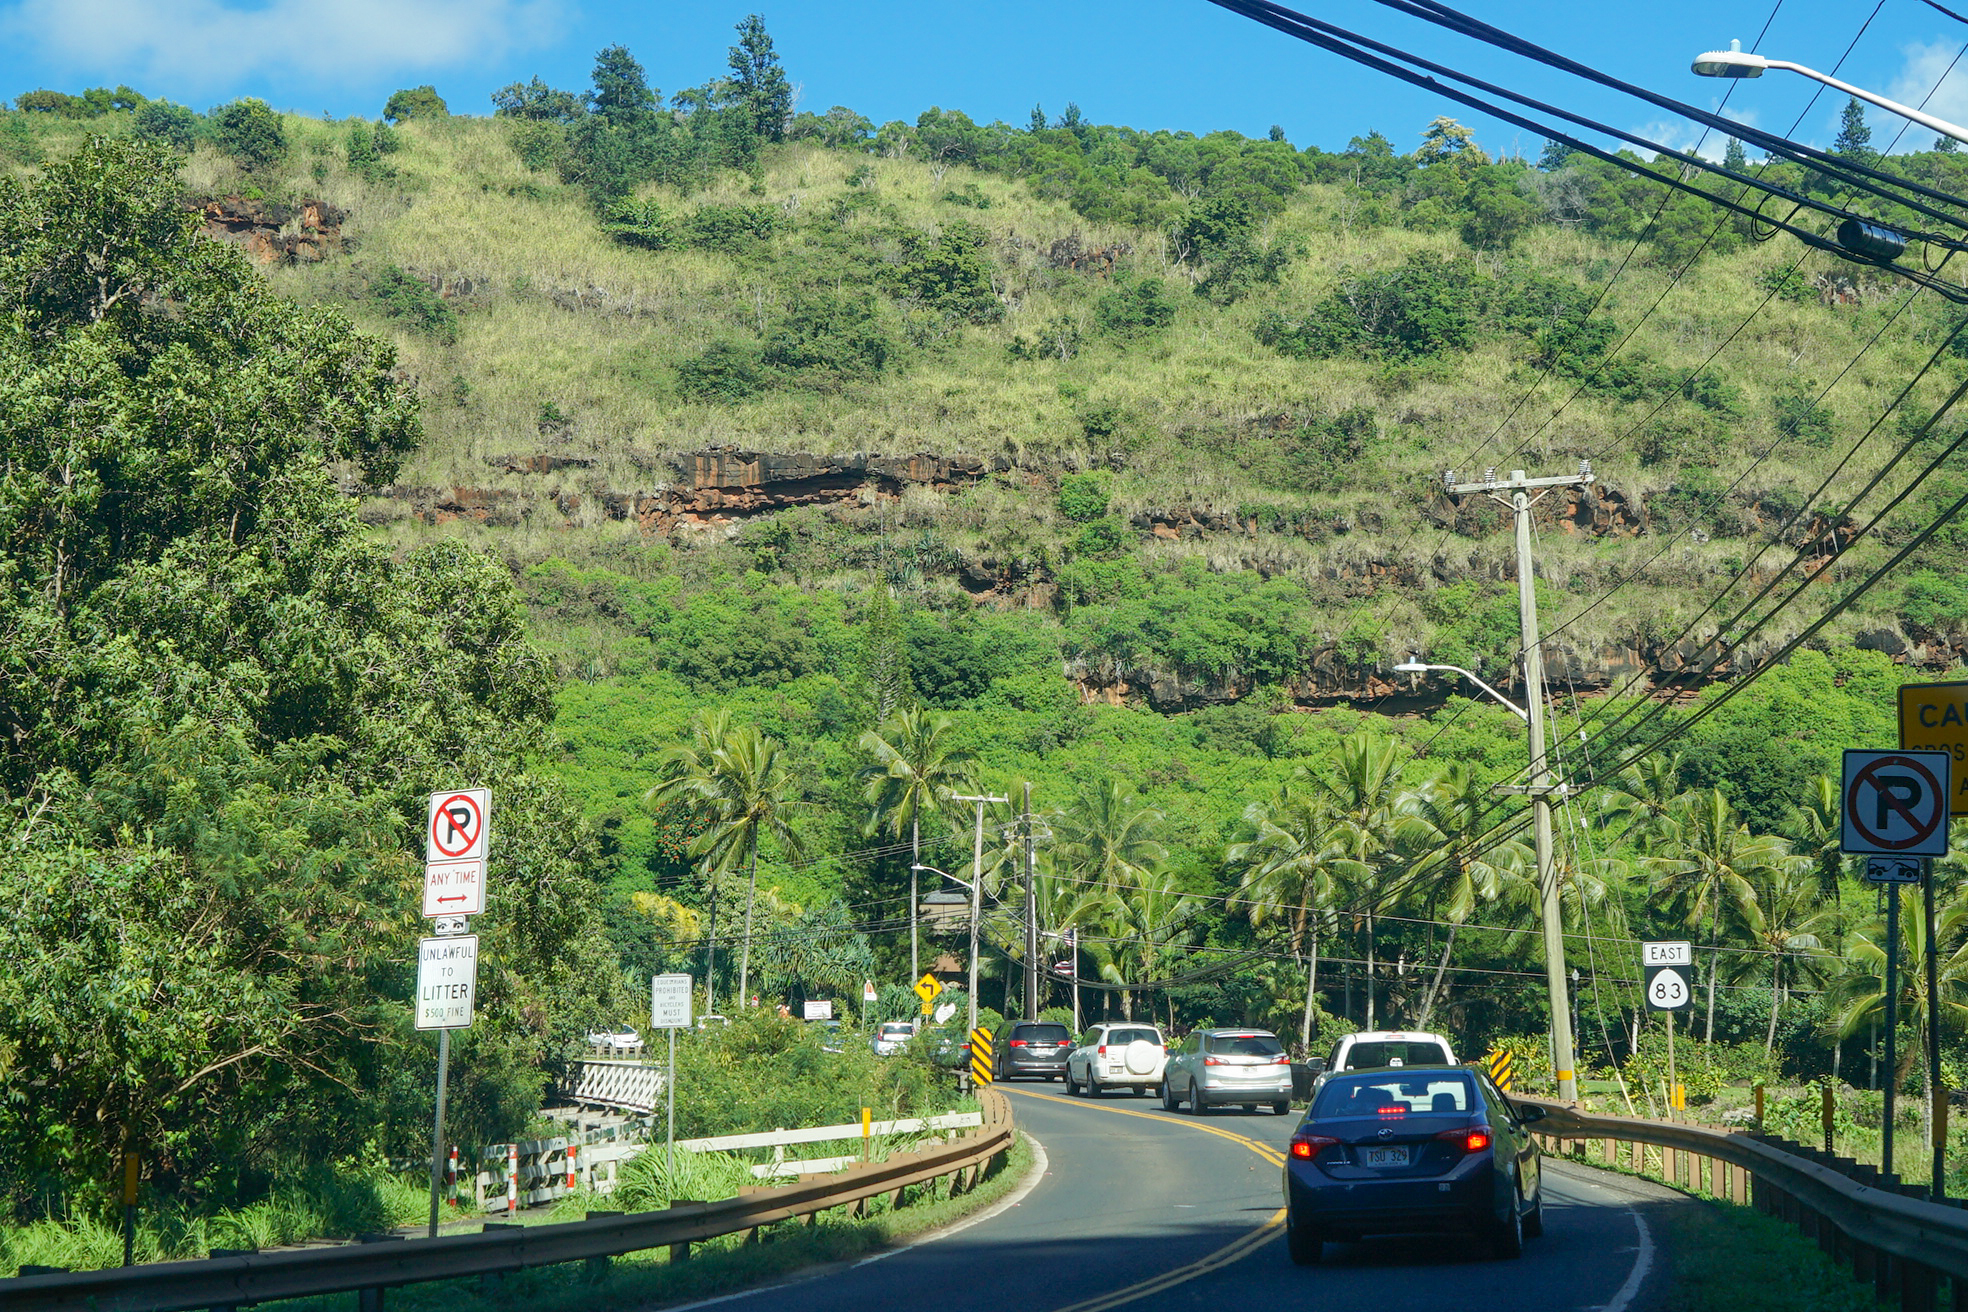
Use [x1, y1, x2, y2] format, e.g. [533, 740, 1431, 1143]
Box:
[416, 935, 478, 1030]
[1841, 750, 1951, 857]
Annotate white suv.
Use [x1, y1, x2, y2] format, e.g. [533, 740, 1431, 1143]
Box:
[1325, 1030, 1458, 1072]
[1065, 1023, 1167, 1097]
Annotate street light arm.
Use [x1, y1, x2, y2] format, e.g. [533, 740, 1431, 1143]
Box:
[912, 862, 974, 890]
[1694, 47, 1968, 145]
[1394, 662, 1531, 721]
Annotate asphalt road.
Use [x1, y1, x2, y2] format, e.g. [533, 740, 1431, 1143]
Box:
[663, 1082, 1696, 1312]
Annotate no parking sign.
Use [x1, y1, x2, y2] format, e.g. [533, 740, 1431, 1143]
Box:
[1841, 750, 1951, 857]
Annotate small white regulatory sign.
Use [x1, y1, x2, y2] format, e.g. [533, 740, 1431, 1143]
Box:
[650, 973, 693, 1030]
[1642, 941, 1692, 967]
[1645, 964, 1692, 1011]
[426, 789, 490, 865]
[416, 935, 478, 1030]
[422, 859, 486, 918]
[1841, 750, 1951, 857]
[803, 999, 834, 1021]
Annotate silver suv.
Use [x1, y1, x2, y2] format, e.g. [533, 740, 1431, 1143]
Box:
[1161, 1028, 1293, 1114]
[1065, 1023, 1166, 1097]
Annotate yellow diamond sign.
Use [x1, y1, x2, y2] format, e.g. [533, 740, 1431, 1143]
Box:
[913, 972, 942, 1003]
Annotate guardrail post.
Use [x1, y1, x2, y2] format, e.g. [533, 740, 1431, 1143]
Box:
[585, 1210, 621, 1280]
[206, 1247, 253, 1312]
[356, 1232, 403, 1312]
[1905, 1260, 1940, 1312]
[669, 1200, 703, 1262]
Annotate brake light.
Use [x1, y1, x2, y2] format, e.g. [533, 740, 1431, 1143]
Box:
[1097, 1044, 1107, 1055]
[1008, 1039, 1028, 1047]
[1290, 1135, 1339, 1159]
[1436, 1127, 1492, 1152]
[1203, 1056, 1221, 1066]
[1376, 1106, 1407, 1116]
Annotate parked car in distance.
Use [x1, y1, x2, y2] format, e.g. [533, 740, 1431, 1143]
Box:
[872, 1020, 916, 1056]
[1325, 1030, 1458, 1072]
[994, 1021, 1074, 1081]
[1066, 1023, 1166, 1097]
[1283, 1063, 1544, 1264]
[696, 1014, 731, 1031]
[1162, 1028, 1294, 1114]
[586, 1028, 642, 1051]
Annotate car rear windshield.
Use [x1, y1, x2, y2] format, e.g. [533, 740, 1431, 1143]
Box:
[1312, 1072, 1477, 1117]
[1016, 1024, 1071, 1042]
[1206, 1033, 1284, 1056]
[879, 1023, 913, 1035]
[1107, 1028, 1161, 1046]
[1343, 1040, 1452, 1068]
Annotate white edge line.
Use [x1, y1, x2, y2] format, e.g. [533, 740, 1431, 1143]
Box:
[652, 1130, 1049, 1312]
[1599, 1207, 1654, 1312]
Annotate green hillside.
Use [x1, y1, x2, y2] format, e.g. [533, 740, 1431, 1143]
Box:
[10, 31, 1968, 1238]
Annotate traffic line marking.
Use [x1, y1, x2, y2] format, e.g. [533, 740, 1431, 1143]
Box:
[1003, 1086, 1287, 1312]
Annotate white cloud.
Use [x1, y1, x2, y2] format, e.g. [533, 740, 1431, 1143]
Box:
[1887, 38, 1968, 145]
[2, 0, 565, 97]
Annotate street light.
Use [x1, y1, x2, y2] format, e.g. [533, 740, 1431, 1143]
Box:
[1392, 661, 1530, 722]
[1692, 39, 1968, 146]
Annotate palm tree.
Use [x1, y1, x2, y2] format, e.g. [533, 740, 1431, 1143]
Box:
[858, 709, 976, 987]
[1230, 786, 1348, 1053]
[1597, 751, 1687, 849]
[1103, 866, 1204, 1026]
[1645, 788, 1789, 1042]
[1405, 763, 1525, 1031]
[1303, 735, 1432, 1029]
[1828, 883, 1968, 1133]
[1055, 780, 1168, 1021]
[649, 711, 804, 1012]
[1738, 859, 1832, 1053]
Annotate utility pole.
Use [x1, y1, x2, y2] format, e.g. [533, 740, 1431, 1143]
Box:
[951, 793, 1008, 1041]
[1023, 782, 1039, 1021]
[1445, 463, 1594, 1105]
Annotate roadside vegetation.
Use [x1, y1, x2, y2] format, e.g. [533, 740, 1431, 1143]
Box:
[9, 11, 1968, 1264]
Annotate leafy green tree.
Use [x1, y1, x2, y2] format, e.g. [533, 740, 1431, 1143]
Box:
[676, 339, 766, 402]
[132, 99, 199, 150]
[1093, 277, 1177, 340]
[728, 14, 793, 143]
[383, 85, 448, 123]
[491, 76, 589, 121]
[209, 97, 287, 169]
[592, 45, 658, 124]
[1459, 165, 1538, 249]
[859, 708, 977, 983]
[1415, 116, 1488, 166]
[1833, 97, 1874, 166]
[1723, 137, 1748, 171]
[0, 138, 614, 1202]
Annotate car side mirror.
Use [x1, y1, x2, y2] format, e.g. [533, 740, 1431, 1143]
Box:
[1514, 1103, 1547, 1123]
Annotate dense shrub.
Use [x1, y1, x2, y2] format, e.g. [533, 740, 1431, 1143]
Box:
[209, 98, 287, 170]
[602, 197, 674, 249]
[1056, 473, 1111, 523]
[676, 340, 766, 402]
[382, 86, 448, 123]
[1094, 277, 1177, 340]
[369, 265, 457, 343]
[132, 100, 198, 151]
[1258, 257, 1474, 360]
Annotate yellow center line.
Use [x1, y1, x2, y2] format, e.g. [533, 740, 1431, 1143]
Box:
[1002, 1086, 1289, 1312]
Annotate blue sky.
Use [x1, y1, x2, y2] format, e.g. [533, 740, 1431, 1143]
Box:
[5, 0, 1968, 158]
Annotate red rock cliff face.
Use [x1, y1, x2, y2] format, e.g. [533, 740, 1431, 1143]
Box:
[198, 196, 346, 263]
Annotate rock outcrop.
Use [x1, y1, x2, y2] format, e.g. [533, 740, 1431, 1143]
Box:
[197, 196, 345, 263]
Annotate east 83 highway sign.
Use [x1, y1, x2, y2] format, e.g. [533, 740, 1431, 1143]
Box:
[1841, 750, 1952, 858]
[1645, 963, 1693, 1011]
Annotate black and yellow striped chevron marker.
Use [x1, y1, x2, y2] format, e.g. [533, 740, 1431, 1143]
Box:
[970, 1026, 994, 1086]
[1485, 1046, 1516, 1092]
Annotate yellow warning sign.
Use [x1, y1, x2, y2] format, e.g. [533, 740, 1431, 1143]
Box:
[914, 972, 943, 1003]
[970, 1026, 994, 1086]
[1485, 1047, 1516, 1092]
[1899, 681, 1968, 815]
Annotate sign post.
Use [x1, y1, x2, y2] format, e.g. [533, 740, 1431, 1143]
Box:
[420, 788, 490, 1238]
[1841, 749, 1951, 1180]
[650, 974, 692, 1175]
[1644, 942, 1692, 1117]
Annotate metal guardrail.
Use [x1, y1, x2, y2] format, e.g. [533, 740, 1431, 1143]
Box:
[1526, 1098, 1968, 1308]
[0, 1090, 1014, 1312]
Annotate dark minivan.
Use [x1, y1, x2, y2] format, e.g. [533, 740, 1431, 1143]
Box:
[995, 1021, 1073, 1081]
[1283, 1065, 1545, 1264]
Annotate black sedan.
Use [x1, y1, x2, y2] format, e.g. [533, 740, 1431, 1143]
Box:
[993, 1021, 1074, 1080]
[1282, 1064, 1546, 1264]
